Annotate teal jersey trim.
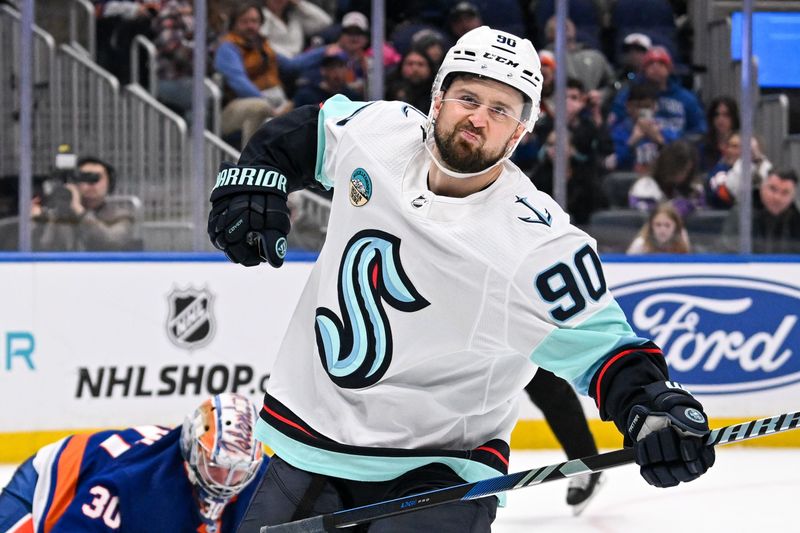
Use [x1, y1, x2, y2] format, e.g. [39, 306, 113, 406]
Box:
[255, 419, 508, 505]
[314, 94, 370, 190]
[531, 300, 649, 394]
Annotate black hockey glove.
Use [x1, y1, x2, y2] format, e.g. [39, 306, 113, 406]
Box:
[626, 381, 715, 488]
[208, 162, 291, 267]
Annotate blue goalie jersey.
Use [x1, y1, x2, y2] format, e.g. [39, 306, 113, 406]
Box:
[0, 426, 268, 533]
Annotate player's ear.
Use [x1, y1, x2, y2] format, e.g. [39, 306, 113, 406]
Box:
[432, 91, 444, 120]
[507, 124, 526, 150]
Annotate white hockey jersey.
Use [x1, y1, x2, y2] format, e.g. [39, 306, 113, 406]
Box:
[255, 95, 648, 487]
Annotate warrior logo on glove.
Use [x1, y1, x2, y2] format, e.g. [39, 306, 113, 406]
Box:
[208, 162, 291, 268]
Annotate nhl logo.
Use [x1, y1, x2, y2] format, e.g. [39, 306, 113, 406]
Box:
[349, 167, 372, 206]
[166, 287, 216, 349]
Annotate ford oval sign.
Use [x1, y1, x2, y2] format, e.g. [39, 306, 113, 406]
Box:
[613, 275, 800, 394]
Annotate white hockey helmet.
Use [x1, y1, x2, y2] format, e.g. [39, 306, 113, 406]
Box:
[428, 26, 543, 133]
[180, 393, 264, 501]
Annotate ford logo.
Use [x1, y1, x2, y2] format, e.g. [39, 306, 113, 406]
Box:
[612, 275, 800, 394]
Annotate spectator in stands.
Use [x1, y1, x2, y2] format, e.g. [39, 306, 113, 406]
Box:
[615, 32, 652, 87]
[292, 49, 359, 107]
[444, 2, 483, 47]
[410, 29, 447, 67]
[31, 156, 139, 251]
[610, 81, 677, 173]
[609, 46, 706, 140]
[722, 169, 800, 253]
[152, 0, 195, 118]
[325, 11, 371, 98]
[705, 132, 772, 209]
[523, 78, 611, 223]
[93, 0, 160, 85]
[629, 139, 704, 218]
[543, 16, 614, 94]
[260, 0, 332, 58]
[385, 48, 436, 112]
[215, 2, 293, 148]
[627, 203, 690, 254]
[700, 96, 740, 173]
[537, 50, 556, 118]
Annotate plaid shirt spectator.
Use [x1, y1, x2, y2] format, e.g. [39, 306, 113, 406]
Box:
[152, 0, 194, 80]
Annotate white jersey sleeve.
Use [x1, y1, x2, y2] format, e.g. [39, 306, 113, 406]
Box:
[508, 226, 650, 394]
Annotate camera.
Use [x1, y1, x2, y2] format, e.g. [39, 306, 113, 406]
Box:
[39, 145, 82, 218]
[638, 108, 654, 120]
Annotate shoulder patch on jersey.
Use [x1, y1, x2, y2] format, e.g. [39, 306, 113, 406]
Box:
[515, 196, 552, 227]
[349, 168, 373, 206]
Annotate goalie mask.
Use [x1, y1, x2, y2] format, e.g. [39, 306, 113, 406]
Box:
[181, 393, 264, 506]
[425, 26, 543, 178]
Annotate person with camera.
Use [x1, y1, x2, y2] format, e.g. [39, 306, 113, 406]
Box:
[31, 156, 138, 251]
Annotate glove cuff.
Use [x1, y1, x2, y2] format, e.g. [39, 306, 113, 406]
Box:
[642, 381, 703, 412]
[627, 381, 709, 444]
[210, 162, 289, 202]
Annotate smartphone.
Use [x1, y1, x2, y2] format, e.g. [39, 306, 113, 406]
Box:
[638, 108, 654, 120]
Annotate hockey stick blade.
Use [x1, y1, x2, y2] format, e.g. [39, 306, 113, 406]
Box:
[262, 411, 800, 533]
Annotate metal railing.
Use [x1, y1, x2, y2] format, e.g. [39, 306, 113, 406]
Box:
[67, 0, 95, 59]
[55, 44, 120, 165]
[129, 34, 222, 136]
[0, 4, 57, 178]
[785, 135, 800, 177]
[120, 84, 189, 222]
[130, 34, 157, 94]
[756, 93, 789, 168]
[706, 18, 733, 102]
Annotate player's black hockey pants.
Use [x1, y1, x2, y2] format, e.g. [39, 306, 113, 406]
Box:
[237, 455, 497, 533]
[525, 368, 599, 459]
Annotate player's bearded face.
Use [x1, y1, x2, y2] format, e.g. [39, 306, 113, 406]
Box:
[433, 107, 517, 174]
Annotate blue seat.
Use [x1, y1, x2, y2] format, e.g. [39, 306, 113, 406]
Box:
[611, 0, 674, 29]
[535, 0, 600, 28]
[456, 0, 526, 38]
[534, 0, 601, 49]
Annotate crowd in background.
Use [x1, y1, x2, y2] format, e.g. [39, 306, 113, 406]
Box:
[5, 0, 799, 254]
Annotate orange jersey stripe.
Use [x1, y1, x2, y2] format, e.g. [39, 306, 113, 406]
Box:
[8, 514, 34, 533]
[43, 434, 91, 532]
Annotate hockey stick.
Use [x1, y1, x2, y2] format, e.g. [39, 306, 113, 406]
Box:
[262, 411, 800, 532]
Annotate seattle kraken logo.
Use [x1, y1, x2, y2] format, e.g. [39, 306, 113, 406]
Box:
[315, 230, 429, 388]
[515, 196, 552, 226]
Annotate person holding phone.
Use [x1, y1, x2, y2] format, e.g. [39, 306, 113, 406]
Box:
[609, 81, 678, 173]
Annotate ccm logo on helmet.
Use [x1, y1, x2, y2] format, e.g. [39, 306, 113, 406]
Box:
[482, 52, 519, 68]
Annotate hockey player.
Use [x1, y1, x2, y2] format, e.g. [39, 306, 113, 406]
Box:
[0, 393, 266, 533]
[207, 26, 715, 531]
[525, 369, 603, 516]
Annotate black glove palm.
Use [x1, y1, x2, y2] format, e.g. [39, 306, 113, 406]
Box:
[626, 382, 716, 488]
[208, 163, 291, 267]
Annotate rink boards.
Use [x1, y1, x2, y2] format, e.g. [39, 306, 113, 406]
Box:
[2, 253, 800, 462]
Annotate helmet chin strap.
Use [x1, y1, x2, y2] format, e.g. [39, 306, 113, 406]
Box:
[422, 124, 524, 180]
